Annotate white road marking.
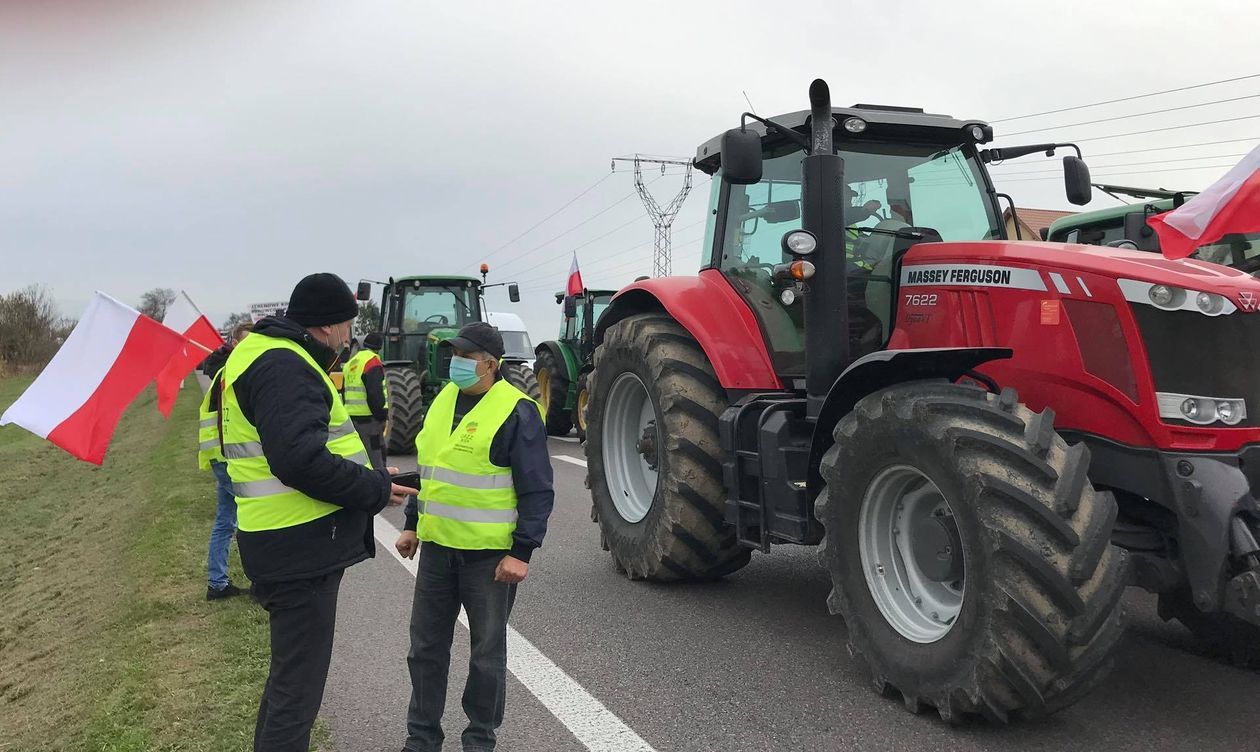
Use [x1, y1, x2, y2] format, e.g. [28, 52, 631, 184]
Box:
[552, 455, 588, 468]
[553, 436, 580, 443]
[373, 517, 655, 752]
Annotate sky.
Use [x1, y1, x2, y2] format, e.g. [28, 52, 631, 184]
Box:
[2, 0, 1259, 343]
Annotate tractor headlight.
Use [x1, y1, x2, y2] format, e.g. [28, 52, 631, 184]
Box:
[782, 229, 817, 256]
[1119, 279, 1236, 316]
[1196, 291, 1226, 314]
[1158, 392, 1247, 426]
[1149, 285, 1177, 307]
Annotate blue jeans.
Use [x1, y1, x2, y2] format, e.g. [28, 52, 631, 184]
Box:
[405, 543, 517, 752]
[208, 460, 238, 589]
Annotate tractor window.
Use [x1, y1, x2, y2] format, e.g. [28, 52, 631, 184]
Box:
[1194, 232, 1260, 273]
[400, 286, 476, 334]
[591, 294, 613, 329]
[715, 141, 1002, 376]
[1057, 218, 1126, 246]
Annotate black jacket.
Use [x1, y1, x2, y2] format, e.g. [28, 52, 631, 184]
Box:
[200, 342, 232, 377]
[404, 384, 554, 562]
[231, 316, 392, 583]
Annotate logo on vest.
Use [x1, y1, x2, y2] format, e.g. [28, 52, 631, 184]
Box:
[455, 421, 479, 452]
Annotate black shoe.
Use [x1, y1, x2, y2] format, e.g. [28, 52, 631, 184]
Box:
[206, 582, 244, 601]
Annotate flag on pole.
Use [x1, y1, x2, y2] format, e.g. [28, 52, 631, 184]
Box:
[0, 292, 187, 465]
[566, 253, 584, 296]
[1149, 143, 1260, 259]
[155, 291, 224, 417]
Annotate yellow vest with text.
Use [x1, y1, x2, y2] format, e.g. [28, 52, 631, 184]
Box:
[221, 334, 373, 532]
[342, 349, 388, 418]
[197, 369, 225, 470]
[414, 380, 540, 550]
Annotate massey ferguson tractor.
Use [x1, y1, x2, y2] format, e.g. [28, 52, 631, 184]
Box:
[585, 79, 1260, 723]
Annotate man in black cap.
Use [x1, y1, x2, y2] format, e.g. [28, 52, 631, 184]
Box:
[394, 321, 554, 752]
[220, 272, 415, 752]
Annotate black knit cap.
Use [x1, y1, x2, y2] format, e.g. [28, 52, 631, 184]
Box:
[447, 321, 504, 359]
[286, 273, 359, 327]
[363, 331, 383, 350]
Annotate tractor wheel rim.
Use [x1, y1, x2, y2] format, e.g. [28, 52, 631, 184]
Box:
[538, 369, 550, 417]
[858, 465, 964, 643]
[577, 388, 589, 431]
[603, 371, 658, 523]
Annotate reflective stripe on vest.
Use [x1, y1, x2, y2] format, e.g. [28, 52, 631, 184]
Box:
[222, 333, 372, 532]
[414, 380, 541, 550]
[342, 349, 387, 417]
[197, 370, 226, 470]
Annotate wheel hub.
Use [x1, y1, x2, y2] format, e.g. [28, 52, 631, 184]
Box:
[911, 511, 963, 583]
[636, 422, 659, 470]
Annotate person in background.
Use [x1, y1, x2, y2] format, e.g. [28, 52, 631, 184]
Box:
[342, 331, 389, 470]
[394, 321, 554, 752]
[221, 272, 414, 751]
[199, 325, 251, 600]
[201, 323, 254, 377]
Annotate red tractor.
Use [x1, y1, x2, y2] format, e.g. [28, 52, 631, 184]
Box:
[585, 80, 1260, 723]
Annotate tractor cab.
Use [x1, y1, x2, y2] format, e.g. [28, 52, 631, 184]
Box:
[371, 276, 481, 367]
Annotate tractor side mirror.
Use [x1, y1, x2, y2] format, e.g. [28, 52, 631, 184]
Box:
[356, 281, 372, 301]
[563, 295, 578, 319]
[721, 128, 763, 185]
[762, 200, 801, 224]
[1064, 156, 1092, 206]
[508, 283, 520, 303]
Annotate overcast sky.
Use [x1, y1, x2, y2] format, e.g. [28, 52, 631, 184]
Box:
[3, 0, 1258, 341]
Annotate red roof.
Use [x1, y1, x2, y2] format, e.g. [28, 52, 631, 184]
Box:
[1003, 207, 1075, 237]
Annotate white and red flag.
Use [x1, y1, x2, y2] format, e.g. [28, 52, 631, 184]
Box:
[0, 292, 186, 465]
[566, 253, 584, 296]
[155, 291, 224, 417]
[1150, 143, 1260, 259]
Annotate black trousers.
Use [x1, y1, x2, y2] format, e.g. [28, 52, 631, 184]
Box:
[252, 570, 344, 752]
[405, 543, 517, 752]
[351, 416, 386, 471]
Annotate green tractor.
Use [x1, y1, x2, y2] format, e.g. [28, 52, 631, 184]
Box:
[534, 288, 617, 438]
[1046, 184, 1260, 271]
[356, 273, 541, 455]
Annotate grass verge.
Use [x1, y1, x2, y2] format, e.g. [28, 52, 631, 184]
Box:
[0, 376, 330, 751]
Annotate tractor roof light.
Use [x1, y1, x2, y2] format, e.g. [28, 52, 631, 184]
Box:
[782, 229, 818, 256]
[842, 117, 867, 134]
[965, 123, 993, 144]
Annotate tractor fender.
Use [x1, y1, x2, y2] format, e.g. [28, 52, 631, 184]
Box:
[534, 340, 578, 383]
[594, 269, 782, 390]
[808, 346, 1013, 481]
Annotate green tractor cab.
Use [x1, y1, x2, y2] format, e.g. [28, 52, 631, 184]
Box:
[357, 273, 541, 454]
[534, 288, 617, 438]
[1047, 185, 1260, 272]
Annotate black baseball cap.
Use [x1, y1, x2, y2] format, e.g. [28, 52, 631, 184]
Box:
[448, 321, 504, 359]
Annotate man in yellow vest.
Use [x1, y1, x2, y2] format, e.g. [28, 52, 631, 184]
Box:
[342, 330, 389, 470]
[394, 321, 554, 752]
[222, 272, 414, 752]
[199, 324, 250, 601]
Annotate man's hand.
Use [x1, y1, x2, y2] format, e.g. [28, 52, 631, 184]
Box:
[395, 530, 419, 559]
[494, 555, 528, 584]
[388, 483, 413, 506]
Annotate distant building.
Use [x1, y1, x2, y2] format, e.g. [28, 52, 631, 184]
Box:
[1002, 207, 1076, 240]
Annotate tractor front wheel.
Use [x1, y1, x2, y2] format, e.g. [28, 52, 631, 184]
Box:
[503, 362, 542, 403]
[816, 381, 1128, 723]
[535, 349, 573, 436]
[587, 314, 750, 580]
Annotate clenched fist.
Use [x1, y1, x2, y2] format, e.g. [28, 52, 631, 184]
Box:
[395, 530, 419, 559]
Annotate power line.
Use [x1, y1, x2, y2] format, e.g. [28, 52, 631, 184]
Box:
[991, 163, 1239, 184]
[511, 218, 709, 289]
[989, 153, 1249, 177]
[1001, 94, 1260, 137]
[1072, 114, 1260, 143]
[990, 73, 1260, 123]
[481, 172, 614, 265]
[1088, 137, 1259, 158]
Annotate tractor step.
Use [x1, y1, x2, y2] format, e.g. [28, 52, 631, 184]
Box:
[720, 394, 818, 551]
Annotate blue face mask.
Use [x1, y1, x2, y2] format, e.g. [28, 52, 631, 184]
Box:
[449, 355, 482, 389]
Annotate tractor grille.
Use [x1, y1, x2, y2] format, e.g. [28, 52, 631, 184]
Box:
[1131, 305, 1260, 428]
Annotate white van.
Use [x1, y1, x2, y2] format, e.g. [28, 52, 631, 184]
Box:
[486, 311, 534, 361]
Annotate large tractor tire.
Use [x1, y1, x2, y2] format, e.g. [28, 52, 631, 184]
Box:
[587, 313, 751, 580]
[503, 362, 542, 403]
[535, 349, 573, 436]
[816, 382, 1128, 723]
[1158, 588, 1260, 667]
[385, 366, 424, 456]
[574, 372, 590, 442]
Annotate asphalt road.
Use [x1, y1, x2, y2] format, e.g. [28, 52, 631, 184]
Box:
[320, 437, 1260, 752]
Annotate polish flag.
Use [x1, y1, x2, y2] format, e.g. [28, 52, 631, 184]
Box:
[0, 293, 187, 465]
[1149, 143, 1260, 259]
[155, 291, 224, 417]
[566, 253, 584, 296]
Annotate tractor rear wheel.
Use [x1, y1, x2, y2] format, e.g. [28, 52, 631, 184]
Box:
[503, 362, 542, 402]
[385, 366, 424, 455]
[535, 349, 573, 436]
[587, 313, 750, 580]
[816, 381, 1128, 723]
[1158, 588, 1260, 667]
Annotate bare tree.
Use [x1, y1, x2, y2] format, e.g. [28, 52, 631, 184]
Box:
[222, 311, 253, 330]
[0, 285, 71, 368]
[355, 300, 381, 336]
[137, 288, 176, 321]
